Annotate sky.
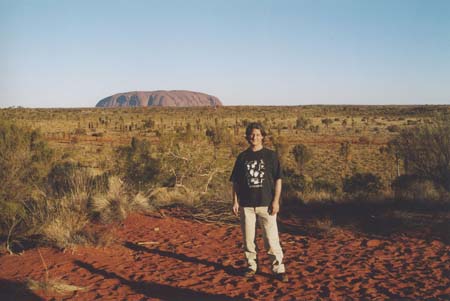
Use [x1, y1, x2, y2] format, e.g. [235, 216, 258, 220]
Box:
[1, 0, 449, 108]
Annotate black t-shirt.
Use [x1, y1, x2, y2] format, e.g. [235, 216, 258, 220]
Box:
[229, 147, 283, 207]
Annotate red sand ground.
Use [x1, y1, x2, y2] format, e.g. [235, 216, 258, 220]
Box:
[0, 212, 449, 300]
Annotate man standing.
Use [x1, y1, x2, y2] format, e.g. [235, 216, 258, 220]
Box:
[230, 122, 288, 282]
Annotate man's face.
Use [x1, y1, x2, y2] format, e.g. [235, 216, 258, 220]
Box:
[248, 129, 263, 148]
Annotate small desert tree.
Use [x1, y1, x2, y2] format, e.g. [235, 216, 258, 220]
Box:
[205, 126, 227, 159]
[321, 118, 333, 129]
[291, 144, 312, 174]
[339, 141, 352, 177]
[295, 116, 309, 130]
[272, 135, 290, 167]
[379, 141, 402, 180]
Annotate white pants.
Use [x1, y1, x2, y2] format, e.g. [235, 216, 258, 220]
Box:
[239, 206, 285, 274]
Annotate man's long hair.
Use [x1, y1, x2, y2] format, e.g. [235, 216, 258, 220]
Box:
[245, 122, 267, 143]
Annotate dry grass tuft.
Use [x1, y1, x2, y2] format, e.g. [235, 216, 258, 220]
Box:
[148, 186, 199, 208]
[90, 176, 154, 223]
[133, 191, 155, 211]
[42, 214, 89, 249]
[299, 191, 339, 205]
[26, 248, 86, 295]
[25, 191, 90, 249]
[314, 217, 334, 232]
[27, 279, 86, 295]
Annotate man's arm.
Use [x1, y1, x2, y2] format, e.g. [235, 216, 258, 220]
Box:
[269, 179, 282, 215]
[232, 182, 240, 216]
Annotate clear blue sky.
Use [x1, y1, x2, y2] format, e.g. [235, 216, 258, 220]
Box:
[1, 0, 449, 107]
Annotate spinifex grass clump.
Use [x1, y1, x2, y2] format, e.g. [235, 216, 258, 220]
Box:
[90, 176, 154, 223]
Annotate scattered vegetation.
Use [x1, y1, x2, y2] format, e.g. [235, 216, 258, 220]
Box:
[343, 172, 384, 196]
[0, 105, 449, 251]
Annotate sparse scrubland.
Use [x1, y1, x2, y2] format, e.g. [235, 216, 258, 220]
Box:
[1, 105, 449, 252]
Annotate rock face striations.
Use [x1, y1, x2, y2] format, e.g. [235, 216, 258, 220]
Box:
[96, 90, 222, 108]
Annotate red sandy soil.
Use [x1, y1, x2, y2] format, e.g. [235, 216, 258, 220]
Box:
[0, 212, 449, 300]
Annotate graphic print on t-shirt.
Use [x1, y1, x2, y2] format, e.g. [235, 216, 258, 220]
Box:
[245, 159, 265, 188]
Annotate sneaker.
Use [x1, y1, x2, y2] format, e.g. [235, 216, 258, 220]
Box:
[275, 273, 289, 283]
[243, 269, 256, 277]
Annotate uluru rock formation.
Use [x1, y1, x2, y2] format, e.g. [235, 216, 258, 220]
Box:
[95, 90, 222, 108]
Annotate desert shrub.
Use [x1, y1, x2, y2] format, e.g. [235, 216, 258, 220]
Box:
[339, 141, 352, 161]
[158, 140, 222, 195]
[407, 119, 418, 125]
[2, 165, 113, 250]
[390, 117, 450, 191]
[295, 116, 309, 129]
[283, 168, 312, 193]
[0, 121, 54, 204]
[148, 186, 199, 208]
[291, 144, 312, 173]
[387, 125, 400, 132]
[143, 118, 155, 129]
[74, 128, 87, 135]
[313, 179, 338, 193]
[0, 200, 27, 253]
[205, 126, 229, 159]
[321, 118, 333, 128]
[358, 136, 370, 144]
[27, 192, 115, 249]
[343, 173, 383, 195]
[22, 174, 143, 249]
[392, 175, 444, 202]
[0, 121, 54, 249]
[115, 137, 161, 190]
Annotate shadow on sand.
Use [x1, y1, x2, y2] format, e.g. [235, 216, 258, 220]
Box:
[74, 260, 249, 301]
[280, 202, 450, 243]
[123, 241, 274, 279]
[0, 279, 45, 301]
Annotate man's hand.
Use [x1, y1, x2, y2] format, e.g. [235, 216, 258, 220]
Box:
[232, 202, 239, 216]
[269, 201, 280, 216]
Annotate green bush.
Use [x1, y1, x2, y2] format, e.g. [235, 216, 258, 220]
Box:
[390, 117, 450, 191]
[295, 116, 310, 129]
[343, 173, 383, 195]
[387, 125, 400, 132]
[313, 179, 338, 193]
[115, 137, 161, 190]
[392, 175, 444, 202]
[0, 121, 54, 204]
[283, 168, 312, 193]
[0, 121, 55, 250]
